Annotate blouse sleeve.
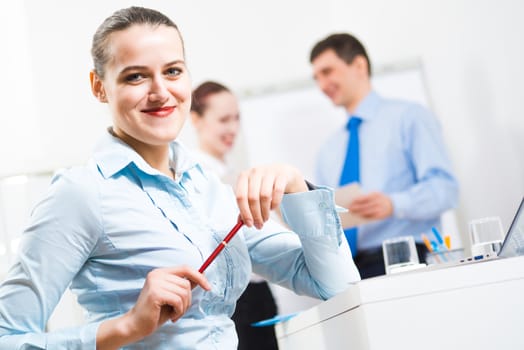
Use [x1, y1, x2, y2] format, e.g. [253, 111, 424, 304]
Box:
[0, 168, 103, 349]
[245, 186, 360, 300]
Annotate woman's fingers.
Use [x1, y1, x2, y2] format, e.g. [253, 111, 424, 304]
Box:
[154, 267, 211, 322]
[258, 171, 276, 225]
[236, 170, 254, 227]
[165, 266, 211, 291]
[247, 168, 264, 229]
[235, 164, 306, 229]
[128, 266, 211, 336]
[271, 173, 287, 211]
[236, 167, 277, 229]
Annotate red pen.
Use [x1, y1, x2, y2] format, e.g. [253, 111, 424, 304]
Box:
[199, 217, 244, 273]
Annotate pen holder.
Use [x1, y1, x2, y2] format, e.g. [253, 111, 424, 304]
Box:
[425, 248, 465, 265]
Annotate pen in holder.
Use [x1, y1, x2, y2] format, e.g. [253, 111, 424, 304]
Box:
[425, 248, 465, 265]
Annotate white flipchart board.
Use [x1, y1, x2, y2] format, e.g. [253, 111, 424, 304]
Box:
[239, 62, 429, 180]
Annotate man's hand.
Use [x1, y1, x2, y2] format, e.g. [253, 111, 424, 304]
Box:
[349, 192, 393, 220]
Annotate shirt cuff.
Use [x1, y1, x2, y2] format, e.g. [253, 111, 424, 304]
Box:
[46, 321, 102, 350]
[390, 192, 411, 219]
[280, 186, 343, 246]
[81, 321, 102, 350]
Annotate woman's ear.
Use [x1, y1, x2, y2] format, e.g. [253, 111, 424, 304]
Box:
[90, 71, 107, 103]
[191, 111, 202, 130]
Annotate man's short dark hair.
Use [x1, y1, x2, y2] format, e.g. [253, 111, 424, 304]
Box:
[310, 33, 371, 76]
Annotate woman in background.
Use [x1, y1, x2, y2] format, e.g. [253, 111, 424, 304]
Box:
[191, 81, 279, 350]
[190, 81, 242, 186]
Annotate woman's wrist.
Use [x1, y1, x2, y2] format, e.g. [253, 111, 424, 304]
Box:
[284, 168, 308, 194]
[97, 312, 142, 350]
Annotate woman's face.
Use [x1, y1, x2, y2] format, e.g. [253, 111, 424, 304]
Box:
[193, 91, 240, 159]
[91, 24, 191, 150]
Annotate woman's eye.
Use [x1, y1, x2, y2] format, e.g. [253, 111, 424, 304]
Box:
[125, 73, 143, 82]
[166, 67, 182, 77]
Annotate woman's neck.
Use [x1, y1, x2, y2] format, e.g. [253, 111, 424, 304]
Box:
[140, 145, 172, 177]
[111, 129, 173, 178]
[199, 143, 226, 163]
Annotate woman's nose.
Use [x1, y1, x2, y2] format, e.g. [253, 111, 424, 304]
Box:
[148, 77, 170, 103]
[227, 120, 240, 134]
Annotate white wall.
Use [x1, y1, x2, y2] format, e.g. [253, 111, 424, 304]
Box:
[1, 0, 522, 230]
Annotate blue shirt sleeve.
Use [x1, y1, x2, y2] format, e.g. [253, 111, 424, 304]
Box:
[390, 104, 459, 220]
[0, 169, 103, 349]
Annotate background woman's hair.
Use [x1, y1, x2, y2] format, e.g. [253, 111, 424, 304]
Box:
[91, 6, 182, 78]
[191, 81, 231, 116]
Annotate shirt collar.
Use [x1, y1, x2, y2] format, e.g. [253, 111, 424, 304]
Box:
[93, 129, 202, 179]
[353, 90, 382, 121]
[170, 141, 204, 178]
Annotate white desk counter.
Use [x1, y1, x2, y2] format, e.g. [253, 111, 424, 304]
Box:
[275, 256, 524, 350]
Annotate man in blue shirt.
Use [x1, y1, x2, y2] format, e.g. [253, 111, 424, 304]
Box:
[310, 33, 459, 278]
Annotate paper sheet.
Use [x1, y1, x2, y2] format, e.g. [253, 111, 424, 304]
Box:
[334, 183, 373, 228]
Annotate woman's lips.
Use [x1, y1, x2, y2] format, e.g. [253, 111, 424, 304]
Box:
[221, 136, 235, 148]
[141, 106, 175, 117]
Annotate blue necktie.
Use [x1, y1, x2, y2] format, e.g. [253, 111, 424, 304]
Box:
[339, 116, 362, 257]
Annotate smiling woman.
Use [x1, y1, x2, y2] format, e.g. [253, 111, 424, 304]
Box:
[190, 81, 242, 184]
[90, 22, 191, 173]
[0, 6, 360, 350]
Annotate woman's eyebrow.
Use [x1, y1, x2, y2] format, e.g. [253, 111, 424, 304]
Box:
[118, 60, 186, 76]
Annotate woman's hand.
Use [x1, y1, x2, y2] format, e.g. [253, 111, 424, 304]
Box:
[126, 266, 210, 335]
[97, 266, 210, 350]
[235, 163, 307, 229]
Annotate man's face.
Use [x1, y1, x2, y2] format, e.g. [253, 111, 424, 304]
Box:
[312, 49, 364, 109]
